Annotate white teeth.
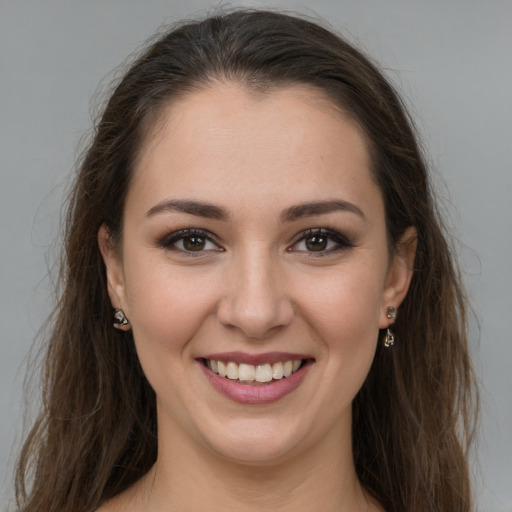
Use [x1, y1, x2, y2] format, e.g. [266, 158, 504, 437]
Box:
[272, 362, 284, 379]
[238, 363, 255, 382]
[218, 361, 227, 378]
[255, 364, 273, 383]
[206, 358, 305, 383]
[226, 362, 238, 380]
[283, 360, 293, 377]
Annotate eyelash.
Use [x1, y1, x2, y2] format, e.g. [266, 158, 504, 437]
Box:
[288, 228, 354, 256]
[157, 228, 354, 256]
[158, 229, 223, 256]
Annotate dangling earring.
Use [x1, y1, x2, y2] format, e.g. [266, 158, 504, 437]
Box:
[383, 306, 397, 348]
[114, 307, 131, 331]
[384, 328, 395, 348]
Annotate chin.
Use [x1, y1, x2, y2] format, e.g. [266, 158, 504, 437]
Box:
[201, 417, 315, 466]
[216, 441, 299, 467]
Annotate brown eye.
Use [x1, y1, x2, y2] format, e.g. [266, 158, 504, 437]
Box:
[288, 228, 354, 255]
[159, 229, 223, 254]
[182, 236, 206, 251]
[305, 234, 328, 251]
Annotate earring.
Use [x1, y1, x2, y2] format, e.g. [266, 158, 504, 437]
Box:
[384, 306, 397, 348]
[384, 328, 395, 348]
[114, 308, 131, 331]
[386, 306, 397, 320]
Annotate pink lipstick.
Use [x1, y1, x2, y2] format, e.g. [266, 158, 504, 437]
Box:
[198, 353, 314, 404]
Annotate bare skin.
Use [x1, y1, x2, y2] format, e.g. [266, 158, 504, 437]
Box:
[98, 83, 414, 512]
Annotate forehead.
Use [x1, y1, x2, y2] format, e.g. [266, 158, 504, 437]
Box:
[127, 82, 382, 219]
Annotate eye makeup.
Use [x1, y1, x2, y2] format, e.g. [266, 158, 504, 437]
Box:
[155, 225, 355, 259]
[157, 228, 224, 255]
[287, 228, 355, 256]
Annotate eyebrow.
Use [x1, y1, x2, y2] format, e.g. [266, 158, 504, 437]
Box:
[280, 199, 365, 222]
[145, 199, 228, 220]
[145, 198, 365, 222]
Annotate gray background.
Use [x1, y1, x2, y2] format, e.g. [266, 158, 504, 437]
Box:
[1, 1, 511, 510]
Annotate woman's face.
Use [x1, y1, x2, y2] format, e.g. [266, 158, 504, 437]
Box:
[100, 83, 413, 465]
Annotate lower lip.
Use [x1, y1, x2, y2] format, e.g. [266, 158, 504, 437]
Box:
[199, 360, 313, 404]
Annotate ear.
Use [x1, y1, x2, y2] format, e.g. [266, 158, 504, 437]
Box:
[379, 226, 417, 329]
[98, 224, 128, 312]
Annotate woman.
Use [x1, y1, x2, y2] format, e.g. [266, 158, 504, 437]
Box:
[15, 9, 477, 512]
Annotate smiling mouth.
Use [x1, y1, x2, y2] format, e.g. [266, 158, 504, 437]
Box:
[203, 358, 307, 385]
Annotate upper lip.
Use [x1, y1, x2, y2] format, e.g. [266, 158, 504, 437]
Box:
[200, 351, 313, 366]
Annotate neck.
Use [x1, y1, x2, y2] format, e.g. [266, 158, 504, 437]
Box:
[132, 417, 375, 512]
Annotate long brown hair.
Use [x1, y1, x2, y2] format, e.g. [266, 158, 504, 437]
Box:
[15, 9, 478, 512]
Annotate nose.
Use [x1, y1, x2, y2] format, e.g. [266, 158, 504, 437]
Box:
[216, 250, 294, 339]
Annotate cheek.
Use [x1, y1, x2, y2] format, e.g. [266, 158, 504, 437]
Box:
[285, 265, 385, 437]
[297, 263, 385, 388]
[122, 256, 218, 360]
[298, 263, 385, 340]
